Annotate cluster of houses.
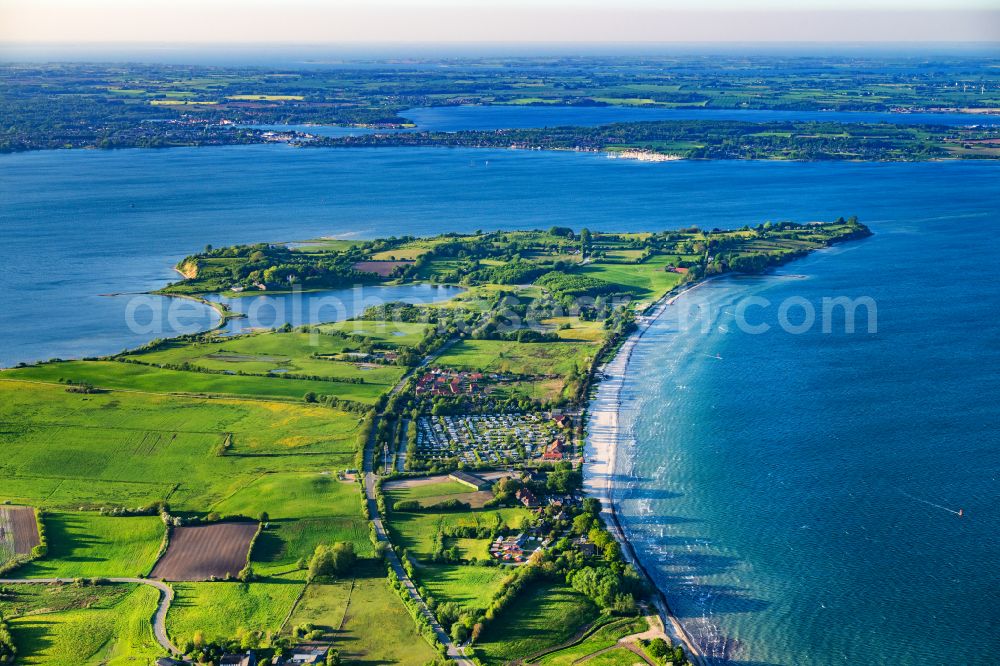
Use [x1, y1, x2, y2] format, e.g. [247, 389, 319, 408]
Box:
[413, 413, 572, 465]
[486, 488, 596, 564]
[415, 369, 487, 397]
[489, 532, 546, 564]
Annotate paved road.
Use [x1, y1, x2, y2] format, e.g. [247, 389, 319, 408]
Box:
[0, 577, 179, 656]
[362, 337, 475, 666]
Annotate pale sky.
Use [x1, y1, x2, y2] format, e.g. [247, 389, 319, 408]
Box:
[1, 0, 998, 44]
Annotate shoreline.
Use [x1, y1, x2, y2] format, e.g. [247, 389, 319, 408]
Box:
[583, 277, 721, 666]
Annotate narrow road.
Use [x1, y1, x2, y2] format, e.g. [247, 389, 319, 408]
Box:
[363, 337, 475, 666]
[0, 577, 179, 656]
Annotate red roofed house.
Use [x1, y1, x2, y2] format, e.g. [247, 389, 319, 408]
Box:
[542, 439, 565, 461]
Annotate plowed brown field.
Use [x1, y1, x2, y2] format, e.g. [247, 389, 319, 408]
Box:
[150, 521, 258, 581]
[0, 505, 40, 560]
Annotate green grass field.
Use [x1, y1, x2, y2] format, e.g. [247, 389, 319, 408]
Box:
[386, 507, 531, 559]
[434, 339, 597, 377]
[0, 380, 360, 512]
[3, 360, 385, 403]
[385, 479, 472, 502]
[420, 564, 509, 613]
[475, 583, 600, 665]
[5, 584, 162, 666]
[535, 616, 649, 666]
[209, 471, 360, 520]
[316, 320, 433, 347]
[579, 647, 646, 666]
[124, 330, 411, 387]
[16, 513, 164, 579]
[209, 470, 372, 571]
[284, 563, 438, 665]
[578, 257, 685, 306]
[166, 572, 306, 646]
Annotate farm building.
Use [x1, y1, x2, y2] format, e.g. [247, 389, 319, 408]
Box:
[273, 644, 331, 664]
[449, 470, 491, 490]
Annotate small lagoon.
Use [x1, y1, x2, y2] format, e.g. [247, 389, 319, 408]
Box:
[205, 284, 463, 336]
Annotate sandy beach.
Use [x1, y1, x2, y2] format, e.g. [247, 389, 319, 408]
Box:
[583, 279, 718, 666]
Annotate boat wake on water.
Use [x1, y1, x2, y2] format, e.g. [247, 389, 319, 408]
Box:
[897, 490, 965, 517]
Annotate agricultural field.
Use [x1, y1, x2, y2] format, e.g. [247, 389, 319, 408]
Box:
[435, 339, 597, 377]
[166, 572, 306, 646]
[0, 506, 39, 565]
[124, 330, 409, 388]
[16, 513, 164, 579]
[542, 318, 607, 343]
[369, 237, 449, 261]
[252, 517, 371, 578]
[578, 257, 686, 307]
[385, 505, 531, 560]
[384, 477, 496, 509]
[315, 320, 433, 347]
[150, 522, 258, 581]
[3, 360, 377, 402]
[208, 471, 372, 571]
[2, 584, 162, 666]
[283, 562, 439, 665]
[474, 583, 601, 665]
[0, 380, 361, 511]
[210, 472, 361, 520]
[420, 564, 510, 614]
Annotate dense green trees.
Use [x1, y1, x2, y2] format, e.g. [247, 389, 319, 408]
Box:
[0, 611, 14, 664]
[318, 120, 996, 162]
[306, 542, 357, 581]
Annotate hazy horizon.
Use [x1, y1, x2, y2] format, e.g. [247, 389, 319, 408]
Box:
[2, 41, 999, 66]
[1, 1, 998, 48]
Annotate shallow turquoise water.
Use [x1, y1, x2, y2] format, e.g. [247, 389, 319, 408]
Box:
[1, 131, 998, 664]
[617, 223, 1000, 664]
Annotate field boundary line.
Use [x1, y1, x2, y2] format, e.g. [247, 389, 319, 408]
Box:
[278, 580, 310, 635]
[337, 577, 357, 632]
[0, 377, 365, 408]
[205, 472, 271, 513]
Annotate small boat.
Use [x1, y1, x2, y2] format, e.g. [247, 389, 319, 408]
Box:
[958, 508, 964, 517]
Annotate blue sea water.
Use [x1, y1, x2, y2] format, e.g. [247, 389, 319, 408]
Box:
[400, 105, 1000, 130]
[251, 105, 1000, 138]
[1, 108, 998, 663]
[616, 227, 1000, 664]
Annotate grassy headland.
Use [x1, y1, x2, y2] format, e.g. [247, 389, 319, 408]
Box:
[0, 218, 870, 665]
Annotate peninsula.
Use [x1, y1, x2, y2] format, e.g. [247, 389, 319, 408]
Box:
[0, 219, 871, 665]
